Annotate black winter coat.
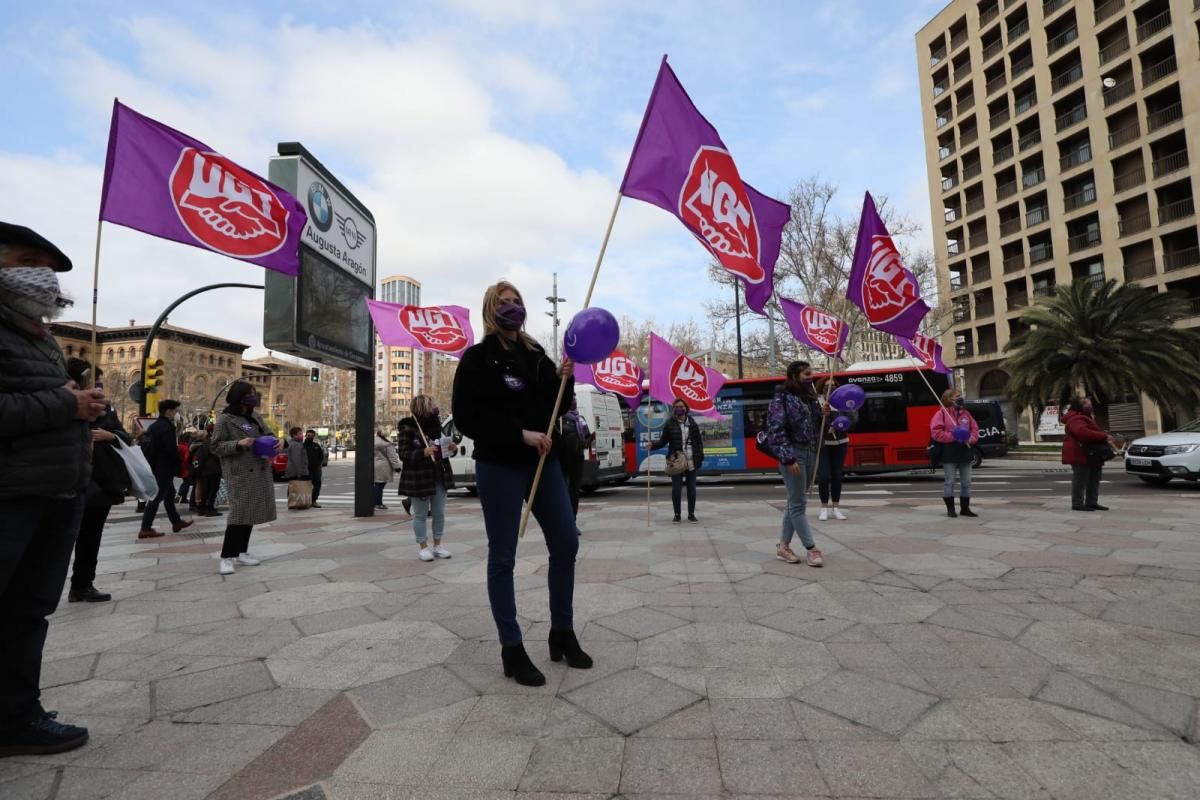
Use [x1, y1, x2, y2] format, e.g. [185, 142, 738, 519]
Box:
[452, 334, 571, 467]
[651, 416, 705, 467]
[396, 416, 455, 498]
[0, 309, 90, 500]
[144, 416, 180, 478]
[86, 407, 133, 509]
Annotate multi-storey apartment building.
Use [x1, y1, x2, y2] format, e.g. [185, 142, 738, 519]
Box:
[375, 274, 425, 421]
[917, 0, 1200, 440]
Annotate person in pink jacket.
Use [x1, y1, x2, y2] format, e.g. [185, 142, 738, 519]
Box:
[929, 387, 981, 518]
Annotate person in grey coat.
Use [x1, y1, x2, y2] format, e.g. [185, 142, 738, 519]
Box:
[373, 432, 401, 511]
[210, 381, 279, 575]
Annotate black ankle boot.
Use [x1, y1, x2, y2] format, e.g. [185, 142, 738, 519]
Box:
[500, 643, 545, 686]
[960, 497, 978, 517]
[944, 497, 958, 518]
[548, 628, 593, 669]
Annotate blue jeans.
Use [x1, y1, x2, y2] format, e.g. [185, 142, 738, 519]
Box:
[412, 481, 447, 545]
[779, 450, 815, 550]
[372, 482, 385, 506]
[943, 462, 972, 498]
[475, 457, 578, 646]
[670, 470, 697, 517]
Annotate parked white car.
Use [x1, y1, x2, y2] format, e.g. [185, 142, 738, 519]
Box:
[442, 384, 629, 493]
[1124, 419, 1200, 485]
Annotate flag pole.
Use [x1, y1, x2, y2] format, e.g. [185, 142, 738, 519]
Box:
[88, 219, 103, 389]
[808, 295, 856, 492]
[520, 192, 623, 538]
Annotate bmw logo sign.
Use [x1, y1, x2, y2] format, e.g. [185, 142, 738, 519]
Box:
[307, 182, 334, 233]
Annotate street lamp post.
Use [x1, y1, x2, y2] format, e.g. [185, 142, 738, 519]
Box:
[545, 272, 566, 361]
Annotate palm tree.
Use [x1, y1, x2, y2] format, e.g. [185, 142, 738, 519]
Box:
[1003, 278, 1200, 417]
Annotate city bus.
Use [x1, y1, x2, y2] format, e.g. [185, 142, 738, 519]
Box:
[621, 360, 953, 476]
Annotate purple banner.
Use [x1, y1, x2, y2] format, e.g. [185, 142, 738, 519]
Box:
[845, 191, 930, 340]
[896, 332, 951, 374]
[779, 297, 848, 359]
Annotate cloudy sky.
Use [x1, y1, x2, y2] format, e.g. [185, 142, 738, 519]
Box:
[0, 0, 947, 359]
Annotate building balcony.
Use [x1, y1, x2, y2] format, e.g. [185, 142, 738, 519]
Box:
[961, 129, 979, 146]
[1011, 54, 1034, 79]
[958, 95, 976, 114]
[1047, 26, 1078, 54]
[1158, 197, 1196, 225]
[1067, 230, 1102, 253]
[1152, 150, 1189, 180]
[1008, 292, 1030, 309]
[1009, 18, 1031, 42]
[966, 195, 987, 216]
[982, 38, 1004, 63]
[942, 174, 961, 192]
[1018, 129, 1042, 152]
[1022, 167, 1046, 189]
[976, 299, 996, 317]
[1095, 0, 1125, 24]
[1033, 284, 1057, 298]
[1003, 253, 1025, 273]
[1051, 63, 1083, 93]
[1060, 145, 1093, 172]
[1147, 102, 1183, 134]
[1136, 9, 1172, 43]
[1164, 247, 1200, 272]
[1064, 185, 1097, 211]
[1123, 257, 1158, 280]
[993, 142, 1015, 164]
[972, 265, 993, 283]
[1030, 243, 1054, 264]
[1026, 207, 1050, 227]
[1142, 55, 1178, 88]
[963, 161, 983, 181]
[1114, 169, 1147, 193]
[986, 73, 1007, 96]
[1055, 104, 1087, 132]
[1043, 0, 1069, 17]
[980, 4, 999, 27]
[997, 180, 1019, 200]
[1103, 78, 1135, 108]
[931, 49, 947, 68]
[1098, 37, 1131, 66]
[1000, 217, 1023, 237]
[1118, 212, 1151, 236]
[1108, 122, 1141, 150]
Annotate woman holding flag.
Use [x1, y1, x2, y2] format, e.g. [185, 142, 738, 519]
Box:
[930, 388, 980, 518]
[452, 280, 590, 687]
[769, 362, 825, 567]
[396, 395, 456, 561]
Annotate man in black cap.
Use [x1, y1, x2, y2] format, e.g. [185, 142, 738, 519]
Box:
[0, 222, 104, 756]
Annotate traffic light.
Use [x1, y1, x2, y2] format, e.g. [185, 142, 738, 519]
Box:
[309, 366, 321, 383]
[144, 358, 165, 415]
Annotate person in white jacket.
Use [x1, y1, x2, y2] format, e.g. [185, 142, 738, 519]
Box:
[372, 432, 401, 511]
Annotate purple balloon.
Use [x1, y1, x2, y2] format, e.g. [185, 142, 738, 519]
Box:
[829, 384, 865, 412]
[952, 426, 971, 443]
[563, 307, 620, 364]
[253, 435, 279, 458]
[831, 414, 852, 433]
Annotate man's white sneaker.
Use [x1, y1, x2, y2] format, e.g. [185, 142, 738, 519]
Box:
[432, 545, 451, 559]
[218, 558, 235, 575]
[418, 547, 434, 562]
[236, 554, 261, 566]
[818, 508, 829, 521]
[832, 509, 847, 520]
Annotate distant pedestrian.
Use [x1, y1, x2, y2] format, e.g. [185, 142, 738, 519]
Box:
[373, 431, 401, 511]
[175, 432, 193, 509]
[210, 381, 277, 575]
[138, 399, 193, 538]
[930, 387, 980, 518]
[452, 279, 588, 688]
[397, 395, 456, 560]
[303, 429, 327, 508]
[0, 220, 98, 755]
[1061, 396, 1116, 512]
[557, 397, 592, 525]
[650, 398, 705, 523]
[283, 426, 311, 510]
[769, 361, 824, 567]
[65, 360, 131, 605]
[189, 429, 223, 517]
[815, 376, 851, 521]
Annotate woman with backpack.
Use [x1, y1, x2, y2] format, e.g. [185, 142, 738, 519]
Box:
[768, 361, 824, 567]
[1061, 396, 1116, 512]
[650, 398, 705, 524]
[930, 387, 980, 518]
[396, 395, 456, 561]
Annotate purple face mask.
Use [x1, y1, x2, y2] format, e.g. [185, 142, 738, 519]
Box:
[495, 302, 526, 331]
[244, 395, 259, 409]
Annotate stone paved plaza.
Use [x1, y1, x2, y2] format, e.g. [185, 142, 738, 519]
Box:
[4, 481, 1200, 799]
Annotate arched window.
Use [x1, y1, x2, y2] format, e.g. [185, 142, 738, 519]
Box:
[117, 347, 125, 361]
[978, 369, 1009, 396]
[64, 345, 74, 355]
[106, 348, 115, 361]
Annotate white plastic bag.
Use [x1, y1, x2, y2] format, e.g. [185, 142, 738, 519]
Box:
[114, 438, 157, 501]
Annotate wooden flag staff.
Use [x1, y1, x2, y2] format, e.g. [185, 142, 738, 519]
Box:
[519, 193, 623, 538]
[87, 219, 103, 390]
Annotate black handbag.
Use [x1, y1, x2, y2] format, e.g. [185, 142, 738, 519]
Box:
[927, 439, 945, 467]
[1084, 441, 1116, 463]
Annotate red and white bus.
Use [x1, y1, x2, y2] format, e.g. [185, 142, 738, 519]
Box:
[622, 360, 952, 476]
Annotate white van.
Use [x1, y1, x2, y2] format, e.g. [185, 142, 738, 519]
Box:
[443, 384, 629, 493]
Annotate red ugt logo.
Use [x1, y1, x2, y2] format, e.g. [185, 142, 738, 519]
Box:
[399, 307, 469, 354]
[669, 353, 714, 414]
[170, 149, 289, 258]
[679, 146, 764, 284]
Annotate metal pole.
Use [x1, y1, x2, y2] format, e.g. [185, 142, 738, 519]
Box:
[734, 281, 744, 379]
[332, 369, 339, 458]
[767, 305, 778, 374]
[138, 283, 264, 415]
[545, 272, 565, 361]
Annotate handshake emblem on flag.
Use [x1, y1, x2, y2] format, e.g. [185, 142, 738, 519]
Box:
[669, 353, 716, 414]
[169, 149, 290, 258]
[680, 147, 763, 284]
[862, 235, 922, 324]
[399, 306, 470, 353]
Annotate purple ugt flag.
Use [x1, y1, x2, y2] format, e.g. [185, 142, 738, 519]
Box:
[845, 192, 930, 340]
[895, 332, 951, 374]
[99, 100, 305, 276]
[779, 297, 848, 359]
[620, 57, 791, 314]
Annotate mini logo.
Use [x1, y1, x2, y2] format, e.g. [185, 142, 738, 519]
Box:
[861, 235, 921, 324]
[668, 353, 714, 414]
[592, 351, 641, 399]
[678, 146, 763, 284]
[910, 333, 937, 367]
[800, 307, 844, 356]
[169, 149, 289, 258]
[503, 374, 526, 391]
[336, 210, 366, 250]
[398, 306, 469, 355]
[307, 181, 333, 233]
